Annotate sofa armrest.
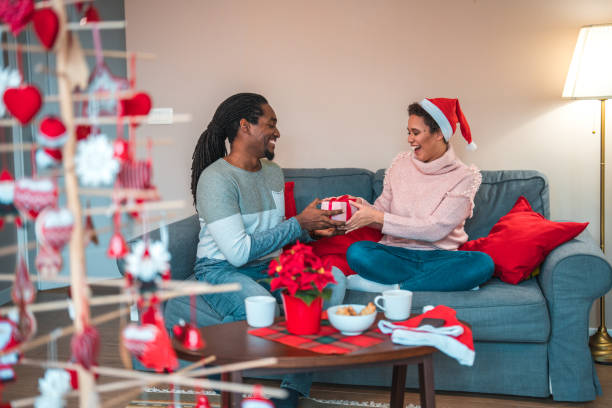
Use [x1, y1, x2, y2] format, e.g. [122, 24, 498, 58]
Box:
[537, 229, 612, 401]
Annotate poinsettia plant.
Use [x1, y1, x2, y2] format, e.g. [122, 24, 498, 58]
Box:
[267, 241, 336, 306]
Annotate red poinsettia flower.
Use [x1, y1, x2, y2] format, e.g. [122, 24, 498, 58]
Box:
[267, 241, 336, 304]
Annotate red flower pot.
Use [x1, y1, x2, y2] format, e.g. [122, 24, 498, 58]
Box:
[282, 292, 322, 335]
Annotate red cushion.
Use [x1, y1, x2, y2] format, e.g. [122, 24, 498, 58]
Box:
[284, 181, 297, 218]
[459, 196, 588, 285]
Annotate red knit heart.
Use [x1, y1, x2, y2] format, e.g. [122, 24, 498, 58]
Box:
[3, 85, 42, 124]
[32, 8, 59, 50]
[0, 0, 34, 35]
[13, 177, 57, 219]
[120, 92, 152, 117]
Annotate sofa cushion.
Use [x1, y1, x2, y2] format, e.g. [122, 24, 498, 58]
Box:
[283, 168, 374, 213]
[345, 277, 550, 343]
[461, 196, 588, 284]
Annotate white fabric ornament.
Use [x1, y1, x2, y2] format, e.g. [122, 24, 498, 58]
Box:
[34, 368, 71, 408]
[0, 169, 14, 205]
[0, 67, 21, 117]
[75, 134, 119, 186]
[125, 240, 171, 282]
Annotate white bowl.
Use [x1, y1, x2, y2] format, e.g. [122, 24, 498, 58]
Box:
[327, 304, 377, 336]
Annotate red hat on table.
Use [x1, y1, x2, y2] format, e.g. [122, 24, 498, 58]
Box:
[418, 98, 477, 150]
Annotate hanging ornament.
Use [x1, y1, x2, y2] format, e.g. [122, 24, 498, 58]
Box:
[13, 177, 58, 219]
[35, 207, 74, 251]
[120, 92, 152, 117]
[172, 319, 204, 351]
[242, 385, 274, 408]
[122, 301, 178, 373]
[37, 117, 67, 148]
[75, 134, 119, 187]
[33, 368, 71, 408]
[3, 84, 42, 124]
[35, 244, 62, 279]
[82, 5, 100, 23]
[195, 394, 211, 408]
[112, 138, 130, 162]
[76, 124, 91, 141]
[124, 239, 170, 288]
[0, 0, 34, 35]
[0, 67, 21, 117]
[11, 255, 37, 342]
[0, 169, 17, 219]
[0, 317, 21, 383]
[35, 147, 62, 170]
[70, 324, 100, 370]
[107, 212, 128, 259]
[32, 8, 59, 50]
[116, 160, 153, 190]
[84, 202, 98, 246]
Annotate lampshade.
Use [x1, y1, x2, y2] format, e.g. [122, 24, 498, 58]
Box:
[562, 23, 612, 99]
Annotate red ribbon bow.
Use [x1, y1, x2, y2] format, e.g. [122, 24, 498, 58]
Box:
[326, 195, 356, 219]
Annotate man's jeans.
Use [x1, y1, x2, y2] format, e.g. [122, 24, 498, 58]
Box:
[194, 257, 347, 396]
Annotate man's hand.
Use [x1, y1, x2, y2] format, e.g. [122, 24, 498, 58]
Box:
[295, 199, 345, 232]
[343, 200, 384, 233]
[310, 227, 346, 238]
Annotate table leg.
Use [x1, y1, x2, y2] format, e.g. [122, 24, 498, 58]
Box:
[390, 364, 407, 408]
[221, 372, 230, 408]
[230, 371, 243, 408]
[418, 354, 435, 408]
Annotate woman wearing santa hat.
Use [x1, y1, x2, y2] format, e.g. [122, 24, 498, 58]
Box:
[345, 98, 494, 291]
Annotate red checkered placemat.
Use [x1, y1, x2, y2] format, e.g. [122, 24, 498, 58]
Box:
[248, 316, 386, 355]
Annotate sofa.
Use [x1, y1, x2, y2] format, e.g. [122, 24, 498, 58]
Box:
[120, 168, 612, 402]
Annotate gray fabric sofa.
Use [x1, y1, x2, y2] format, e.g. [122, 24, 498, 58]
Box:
[121, 168, 612, 402]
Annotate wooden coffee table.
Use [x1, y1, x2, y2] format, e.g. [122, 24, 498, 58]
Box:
[174, 314, 438, 408]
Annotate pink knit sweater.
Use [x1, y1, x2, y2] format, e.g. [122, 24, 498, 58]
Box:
[372, 146, 481, 251]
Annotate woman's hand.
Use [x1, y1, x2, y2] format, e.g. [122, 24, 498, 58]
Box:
[321, 195, 369, 206]
[344, 200, 384, 233]
[310, 227, 345, 238]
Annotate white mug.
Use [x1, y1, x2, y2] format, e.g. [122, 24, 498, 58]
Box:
[245, 296, 276, 328]
[374, 289, 412, 320]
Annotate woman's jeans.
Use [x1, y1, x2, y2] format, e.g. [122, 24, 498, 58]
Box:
[346, 241, 494, 291]
[194, 257, 347, 396]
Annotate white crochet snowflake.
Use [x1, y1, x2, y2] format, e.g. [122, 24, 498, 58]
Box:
[0, 67, 21, 117]
[75, 134, 119, 187]
[34, 369, 71, 408]
[125, 240, 171, 282]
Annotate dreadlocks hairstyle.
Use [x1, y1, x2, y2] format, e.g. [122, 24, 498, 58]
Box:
[408, 103, 441, 135]
[190, 93, 268, 204]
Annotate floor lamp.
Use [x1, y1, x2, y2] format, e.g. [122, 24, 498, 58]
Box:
[563, 23, 612, 363]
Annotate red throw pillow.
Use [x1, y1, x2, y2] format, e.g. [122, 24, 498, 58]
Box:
[459, 196, 588, 284]
[284, 181, 297, 218]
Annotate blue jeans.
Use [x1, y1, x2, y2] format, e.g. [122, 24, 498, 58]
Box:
[346, 241, 494, 291]
[194, 257, 347, 396]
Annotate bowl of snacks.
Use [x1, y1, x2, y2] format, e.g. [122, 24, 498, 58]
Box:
[327, 302, 377, 336]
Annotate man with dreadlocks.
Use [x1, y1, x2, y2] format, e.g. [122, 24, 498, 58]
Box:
[190, 93, 346, 407]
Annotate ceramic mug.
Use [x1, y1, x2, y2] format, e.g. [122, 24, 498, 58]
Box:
[374, 289, 412, 320]
[245, 296, 276, 328]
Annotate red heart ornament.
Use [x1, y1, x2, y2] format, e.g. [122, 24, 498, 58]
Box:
[0, 0, 34, 35]
[117, 160, 152, 190]
[13, 177, 58, 219]
[35, 207, 74, 250]
[3, 85, 42, 125]
[120, 92, 152, 117]
[32, 8, 59, 50]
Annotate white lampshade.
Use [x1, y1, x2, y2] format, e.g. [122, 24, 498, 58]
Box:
[562, 23, 612, 99]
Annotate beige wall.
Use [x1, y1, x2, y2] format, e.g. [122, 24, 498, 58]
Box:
[125, 0, 612, 325]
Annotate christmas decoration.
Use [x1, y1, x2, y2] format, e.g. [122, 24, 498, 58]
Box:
[120, 92, 152, 117]
[242, 385, 274, 408]
[0, 317, 21, 383]
[35, 243, 63, 279]
[35, 207, 74, 251]
[0, 67, 21, 117]
[13, 177, 58, 219]
[0, 0, 33, 35]
[37, 116, 67, 148]
[33, 369, 71, 408]
[0, 168, 15, 209]
[70, 325, 100, 370]
[75, 134, 119, 187]
[35, 147, 62, 170]
[172, 319, 204, 351]
[124, 239, 171, 287]
[32, 8, 59, 50]
[116, 159, 152, 190]
[3, 84, 42, 124]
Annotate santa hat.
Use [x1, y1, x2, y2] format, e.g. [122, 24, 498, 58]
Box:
[418, 98, 476, 151]
[36, 148, 63, 169]
[37, 116, 67, 148]
[378, 304, 475, 366]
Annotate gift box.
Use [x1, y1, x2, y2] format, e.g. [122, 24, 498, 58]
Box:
[320, 195, 357, 222]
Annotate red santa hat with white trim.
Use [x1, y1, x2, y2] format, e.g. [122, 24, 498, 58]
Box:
[418, 98, 477, 151]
